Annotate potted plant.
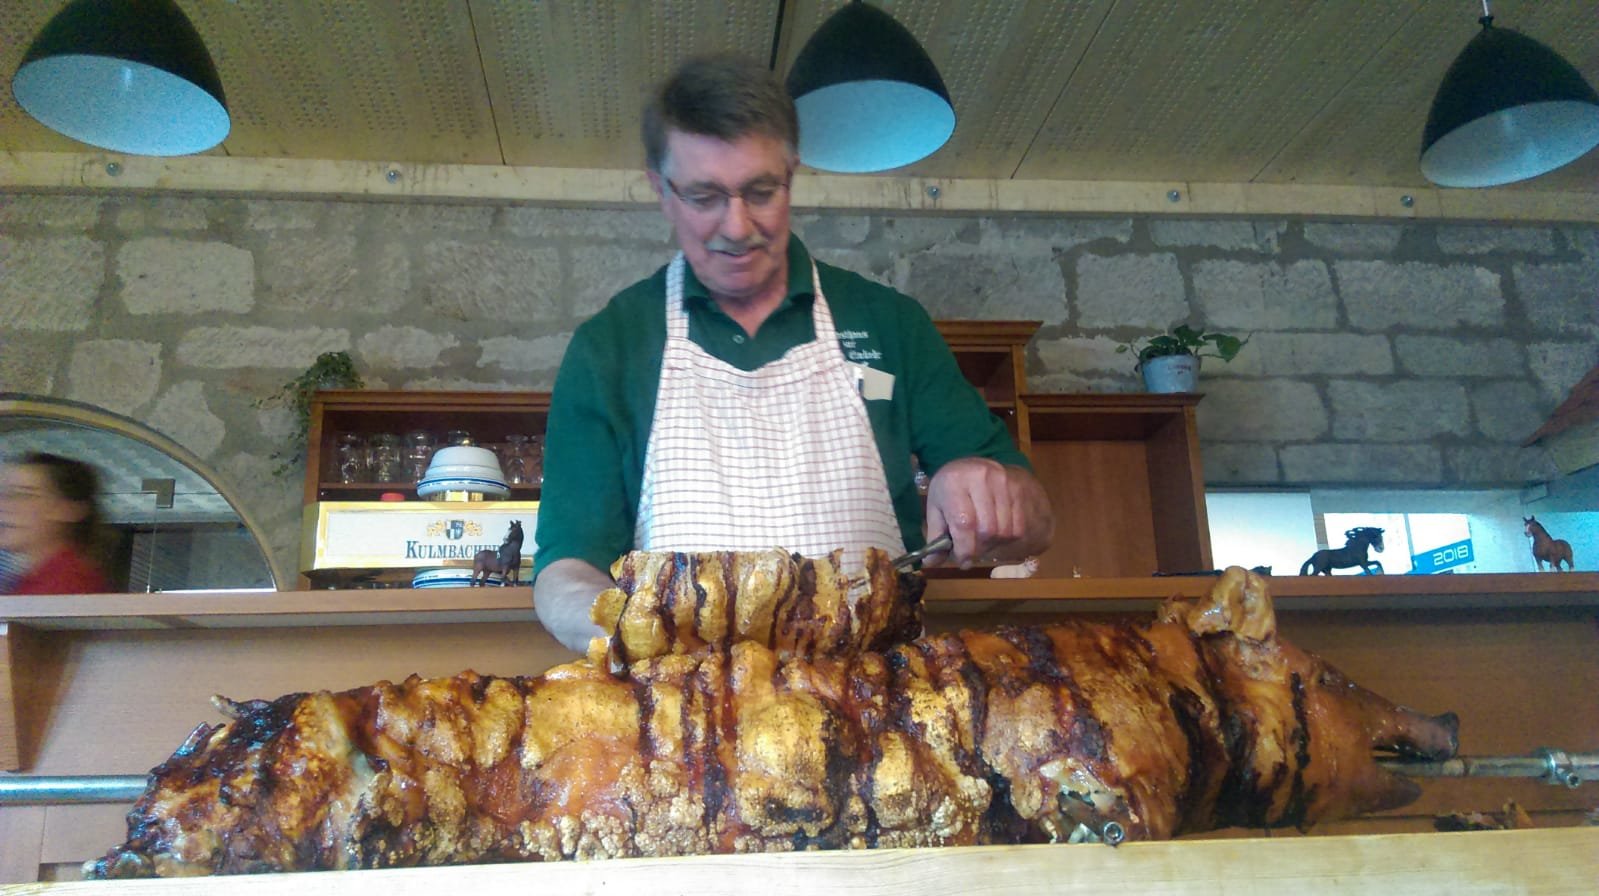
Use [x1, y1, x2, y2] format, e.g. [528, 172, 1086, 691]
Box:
[1117, 325, 1247, 393]
[256, 351, 364, 475]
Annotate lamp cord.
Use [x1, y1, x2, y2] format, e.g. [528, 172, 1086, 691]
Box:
[768, 1, 784, 70]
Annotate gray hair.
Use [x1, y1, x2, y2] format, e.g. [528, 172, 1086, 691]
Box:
[641, 53, 798, 174]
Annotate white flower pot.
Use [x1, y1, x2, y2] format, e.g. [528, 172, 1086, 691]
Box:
[1140, 354, 1200, 393]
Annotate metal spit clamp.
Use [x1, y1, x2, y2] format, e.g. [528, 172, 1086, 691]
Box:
[1057, 791, 1126, 846]
[1536, 747, 1588, 788]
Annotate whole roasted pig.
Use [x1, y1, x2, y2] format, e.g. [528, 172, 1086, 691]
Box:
[87, 568, 1457, 878]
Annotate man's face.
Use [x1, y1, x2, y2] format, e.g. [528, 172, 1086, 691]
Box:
[652, 129, 794, 309]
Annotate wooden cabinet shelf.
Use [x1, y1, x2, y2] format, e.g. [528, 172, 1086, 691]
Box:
[1020, 393, 1210, 579]
[304, 390, 551, 506]
[299, 390, 551, 588]
[935, 320, 1035, 443]
[315, 482, 542, 501]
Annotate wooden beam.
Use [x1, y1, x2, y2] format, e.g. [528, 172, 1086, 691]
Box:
[3, 152, 1597, 223]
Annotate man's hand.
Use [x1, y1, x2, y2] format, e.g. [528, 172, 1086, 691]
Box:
[532, 558, 614, 653]
[924, 457, 1054, 568]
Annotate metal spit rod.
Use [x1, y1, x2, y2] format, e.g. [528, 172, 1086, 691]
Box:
[2, 748, 1595, 806]
[1377, 748, 1599, 788]
[0, 774, 147, 805]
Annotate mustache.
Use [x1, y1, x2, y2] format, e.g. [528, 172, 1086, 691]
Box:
[704, 234, 769, 254]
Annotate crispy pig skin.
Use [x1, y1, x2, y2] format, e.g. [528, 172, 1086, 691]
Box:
[87, 569, 1458, 878]
[592, 548, 921, 664]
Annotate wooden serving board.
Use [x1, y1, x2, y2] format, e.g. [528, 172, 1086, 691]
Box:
[4, 829, 1595, 895]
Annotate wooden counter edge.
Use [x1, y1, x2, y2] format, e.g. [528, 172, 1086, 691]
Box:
[5, 828, 1596, 895]
[2, 572, 1595, 627]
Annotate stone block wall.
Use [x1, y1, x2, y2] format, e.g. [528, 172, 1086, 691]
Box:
[3, 191, 1596, 581]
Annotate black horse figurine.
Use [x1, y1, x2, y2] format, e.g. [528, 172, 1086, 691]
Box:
[472, 521, 524, 587]
[1300, 527, 1385, 576]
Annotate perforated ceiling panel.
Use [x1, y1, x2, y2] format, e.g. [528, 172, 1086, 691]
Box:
[474, 0, 781, 169]
[1016, 0, 1423, 183]
[1, 1, 1596, 190]
[1253, 2, 1476, 187]
[1259, 0, 1599, 190]
[185, 0, 501, 163]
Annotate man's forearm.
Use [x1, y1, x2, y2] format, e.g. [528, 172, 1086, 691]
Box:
[532, 558, 614, 653]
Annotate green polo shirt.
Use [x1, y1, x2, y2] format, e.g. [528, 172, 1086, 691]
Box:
[533, 237, 1028, 580]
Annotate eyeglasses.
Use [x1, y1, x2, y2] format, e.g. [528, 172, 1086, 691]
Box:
[663, 174, 791, 215]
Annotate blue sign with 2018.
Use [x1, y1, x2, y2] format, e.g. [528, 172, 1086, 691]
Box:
[1410, 538, 1473, 574]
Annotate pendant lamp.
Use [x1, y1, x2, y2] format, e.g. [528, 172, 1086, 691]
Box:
[1420, 8, 1599, 187]
[11, 0, 230, 156]
[785, 1, 955, 173]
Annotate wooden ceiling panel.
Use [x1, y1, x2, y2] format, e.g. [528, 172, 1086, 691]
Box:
[476, 0, 780, 169]
[1259, 1, 1599, 189]
[0, 1, 1594, 195]
[1255, 2, 1479, 187]
[1015, 0, 1420, 183]
[184, 0, 500, 163]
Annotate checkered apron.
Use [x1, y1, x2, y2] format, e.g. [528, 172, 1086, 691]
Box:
[633, 253, 905, 566]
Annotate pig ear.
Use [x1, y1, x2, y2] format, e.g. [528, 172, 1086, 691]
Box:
[1161, 567, 1277, 642]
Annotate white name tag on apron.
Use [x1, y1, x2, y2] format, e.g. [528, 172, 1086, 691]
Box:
[857, 365, 895, 401]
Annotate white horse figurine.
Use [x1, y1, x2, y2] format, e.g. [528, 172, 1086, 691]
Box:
[989, 556, 1040, 579]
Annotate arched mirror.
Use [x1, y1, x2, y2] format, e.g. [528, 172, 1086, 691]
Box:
[1, 394, 283, 591]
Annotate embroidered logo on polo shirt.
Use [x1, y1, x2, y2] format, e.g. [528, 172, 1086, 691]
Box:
[837, 328, 882, 362]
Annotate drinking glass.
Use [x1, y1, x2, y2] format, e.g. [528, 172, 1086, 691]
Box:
[503, 434, 530, 485]
[369, 433, 403, 483]
[527, 433, 545, 486]
[335, 433, 368, 483]
[445, 429, 474, 446]
[404, 429, 435, 482]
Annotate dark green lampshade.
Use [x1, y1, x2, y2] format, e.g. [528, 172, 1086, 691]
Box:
[785, 2, 955, 173]
[11, 0, 230, 156]
[1421, 17, 1599, 187]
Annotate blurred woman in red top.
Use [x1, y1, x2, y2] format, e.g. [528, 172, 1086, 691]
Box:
[0, 452, 114, 595]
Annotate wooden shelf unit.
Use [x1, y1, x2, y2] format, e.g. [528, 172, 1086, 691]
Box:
[1020, 393, 1210, 578]
[304, 390, 551, 506]
[934, 321, 1037, 442]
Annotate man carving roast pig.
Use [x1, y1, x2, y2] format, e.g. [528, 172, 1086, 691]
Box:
[532, 54, 1053, 652]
